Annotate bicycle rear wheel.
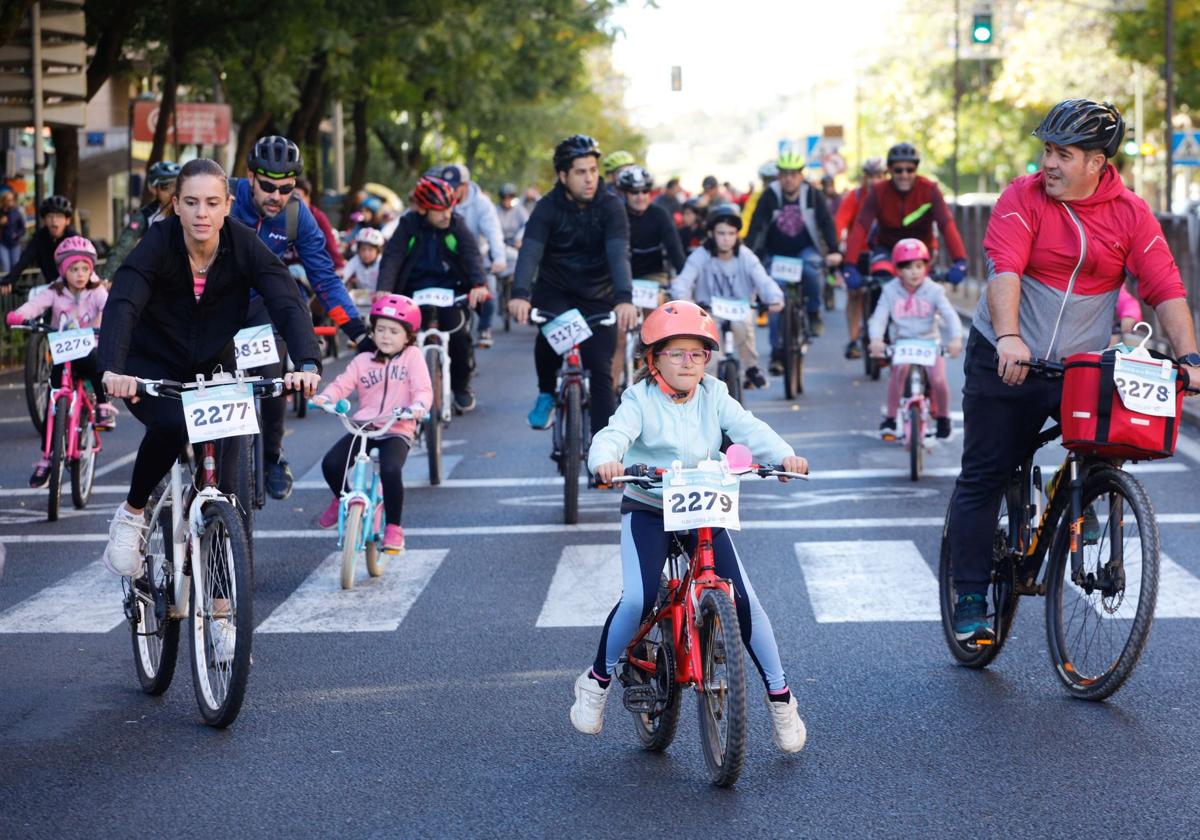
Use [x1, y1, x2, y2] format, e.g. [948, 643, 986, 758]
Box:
[190, 500, 253, 728]
[425, 347, 443, 485]
[624, 604, 681, 751]
[130, 496, 180, 695]
[46, 396, 67, 522]
[341, 502, 364, 590]
[25, 332, 50, 437]
[1045, 467, 1159, 701]
[938, 487, 1020, 667]
[562, 384, 581, 525]
[908, 403, 923, 481]
[719, 357, 742, 404]
[696, 587, 747, 787]
[71, 413, 98, 509]
[782, 302, 804, 400]
[862, 284, 881, 380]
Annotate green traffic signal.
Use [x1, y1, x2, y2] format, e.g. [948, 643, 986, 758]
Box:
[1123, 138, 1140, 156]
[972, 13, 993, 43]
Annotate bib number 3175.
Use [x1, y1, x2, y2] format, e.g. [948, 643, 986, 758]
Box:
[541, 308, 592, 356]
[181, 383, 260, 444]
[661, 467, 740, 531]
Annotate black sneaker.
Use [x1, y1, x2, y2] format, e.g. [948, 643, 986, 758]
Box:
[936, 416, 953, 439]
[808, 312, 823, 337]
[952, 593, 995, 643]
[744, 366, 767, 389]
[845, 341, 862, 360]
[453, 388, 476, 413]
[768, 350, 784, 376]
[265, 459, 294, 500]
[879, 417, 897, 441]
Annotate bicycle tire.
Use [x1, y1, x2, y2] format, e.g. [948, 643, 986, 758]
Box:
[626, 617, 682, 752]
[718, 358, 742, 405]
[908, 403, 923, 482]
[501, 277, 512, 332]
[823, 281, 836, 311]
[46, 395, 67, 522]
[696, 587, 747, 787]
[25, 332, 50, 437]
[189, 500, 253, 728]
[293, 388, 308, 419]
[365, 492, 387, 577]
[131, 497, 180, 695]
[938, 486, 1020, 667]
[425, 347, 443, 485]
[782, 302, 800, 400]
[1045, 466, 1159, 701]
[70, 415, 97, 509]
[563, 384, 581, 525]
[341, 502, 364, 590]
[862, 286, 881, 380]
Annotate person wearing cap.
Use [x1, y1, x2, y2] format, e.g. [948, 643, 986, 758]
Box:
[496, 183, 528, 288]
[0, 188, 26, 275]
[834, 157, 887, 359]
[945, 99, 1200, 644]
[698, 175, 724, 209]
[1, 195, 78, 294]
[652, 177, 686, 219]
[435, 163, 506, 347]
[741, 161, 779, 238]
[100, 160, 181, 281]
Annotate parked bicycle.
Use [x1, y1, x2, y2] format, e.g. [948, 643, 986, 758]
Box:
[606, 444, 808, 787]
[939, 355, 1196, 700]
[122, 372, 284, 728]
[13, 321, 103, 520]
[530, 307, 616, 525]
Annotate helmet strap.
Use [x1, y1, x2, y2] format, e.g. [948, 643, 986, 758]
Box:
[646, 356, 694, 401]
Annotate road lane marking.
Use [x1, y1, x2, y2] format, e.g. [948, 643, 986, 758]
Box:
[1153, 552, 1200, 619]
[794, 540, 940, 623]
[1172, 431, 1200, 466]
[536, 544, 621, 627]
[93, 451, 139, 477]
[0, 559, 123, 633]
[296, 440, 466, 484]
[257, 549, 448, 633]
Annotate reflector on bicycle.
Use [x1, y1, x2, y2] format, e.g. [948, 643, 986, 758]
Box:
[413, 287, 456, 308]
[770, 256, 804, 284]
[232, 325, 280, 370]
[662, 461, 740, 532]
[891, 338, 938, 367]
[181, 383, 260, 443]
[48, 328, 95, 364]
[631, 280, 660, 310]
[710, 297, 751, 322]
[541, 308, 593, 355]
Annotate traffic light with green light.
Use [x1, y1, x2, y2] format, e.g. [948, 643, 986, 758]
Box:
[1123, 127, 1139, 157]
[972, 13, 993, 43]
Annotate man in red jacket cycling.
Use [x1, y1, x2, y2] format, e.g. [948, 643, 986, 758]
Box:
[946, 99, 1200, 643]
[843, 143, 969, 291]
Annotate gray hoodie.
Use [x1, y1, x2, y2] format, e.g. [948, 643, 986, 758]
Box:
[670, 246, 783, 309]
[457, 182, 506, 269]
[868, 277, 963, 343]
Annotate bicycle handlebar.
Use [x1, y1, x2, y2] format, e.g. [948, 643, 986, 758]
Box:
[529, 309, 617, 327]
[135, 374, 286, 400]
[308, 398, 416, 436]
[603, 461, 809, 489]
[1008, 355, 1200, 394]
[11, 322, 100, 335]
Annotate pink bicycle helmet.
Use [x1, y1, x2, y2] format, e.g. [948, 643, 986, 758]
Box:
[369, 294, 421, 332]
[54, 235, 97, 274]
[891, 238, 930, 265]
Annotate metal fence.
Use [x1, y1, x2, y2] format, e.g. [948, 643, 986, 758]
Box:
[942, 204, 1200, 354]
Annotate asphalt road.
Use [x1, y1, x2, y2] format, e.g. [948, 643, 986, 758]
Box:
[3, 296, 1200, 838]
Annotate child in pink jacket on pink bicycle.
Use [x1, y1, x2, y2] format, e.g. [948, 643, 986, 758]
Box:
[312, 294, 432, 553]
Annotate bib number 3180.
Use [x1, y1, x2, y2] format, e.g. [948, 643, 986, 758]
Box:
[661, 467, 740, 531]
[181, 384, 260, 443]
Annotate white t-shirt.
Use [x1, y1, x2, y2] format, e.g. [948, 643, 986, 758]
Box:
[342, 255, 380, 294]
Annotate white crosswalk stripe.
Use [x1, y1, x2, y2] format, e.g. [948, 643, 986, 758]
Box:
[793, 540, 941, 622]
[257, 549, 448, 633]
[0, 559, 123, 634]
[536, 544, 622, 628]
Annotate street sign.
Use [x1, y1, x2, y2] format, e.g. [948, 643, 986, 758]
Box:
[805, 135, 821, 168]
[132, 101, 233, 145]
[1171, 132, 1200, 167]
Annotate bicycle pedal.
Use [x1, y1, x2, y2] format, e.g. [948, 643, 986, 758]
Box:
[623, 684, 658, 714]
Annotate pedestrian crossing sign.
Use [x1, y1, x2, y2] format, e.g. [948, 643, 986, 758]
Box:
[1171, 131, 1200, 167]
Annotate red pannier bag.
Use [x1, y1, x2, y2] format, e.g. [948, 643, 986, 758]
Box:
[1061, 349, 1184, 461]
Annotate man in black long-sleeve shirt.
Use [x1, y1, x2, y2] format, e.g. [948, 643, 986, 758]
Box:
[620, 166, 685, 283]
[508, 134, 638, 433]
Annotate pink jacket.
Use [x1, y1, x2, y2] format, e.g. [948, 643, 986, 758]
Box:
[14, 282, 107, 329]
[318, 347, 433, 438]
[1116, 285, 1141, 323]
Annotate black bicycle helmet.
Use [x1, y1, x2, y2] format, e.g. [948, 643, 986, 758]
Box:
[886, 143, 920, 166]
[148, 160, 181, 186]
[1032, 99, 1125, 159]
[616, 165, 654, 192]
[553, 134, 601, 172]
[247, 135, 304, 178]
[705, 202, 742, 230]
[39, 195, 72, 217]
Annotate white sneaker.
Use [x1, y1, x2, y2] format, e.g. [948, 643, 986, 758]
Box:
[102, 504, 148, 578]
[210, 617, 237, 665]
[569, 669, 611, 735]
[765, 693, 807, 753]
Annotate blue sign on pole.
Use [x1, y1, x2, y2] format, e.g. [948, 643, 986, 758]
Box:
[805, 135, 821, 167]
[1171, 131, 1200, 167]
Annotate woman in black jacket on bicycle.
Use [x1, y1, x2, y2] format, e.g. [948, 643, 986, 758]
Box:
[98, 157, 323, 578]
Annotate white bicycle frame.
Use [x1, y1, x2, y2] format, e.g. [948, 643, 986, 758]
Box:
[415, 293, 468, 424]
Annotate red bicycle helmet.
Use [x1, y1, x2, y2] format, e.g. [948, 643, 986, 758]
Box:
[412, 175, 457, 211]
[370, 294, 422, 332]
[891, 238, 930, 265]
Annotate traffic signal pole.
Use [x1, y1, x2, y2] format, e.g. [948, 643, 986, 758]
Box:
[31, 1, 45, 220]
[952, 0, 960, 198]
[1164, 0, 1174, 213]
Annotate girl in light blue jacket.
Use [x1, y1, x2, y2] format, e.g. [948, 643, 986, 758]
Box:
[571, 300, 810, 753]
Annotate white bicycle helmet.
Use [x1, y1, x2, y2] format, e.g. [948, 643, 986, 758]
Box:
[355, 227, 386, 248]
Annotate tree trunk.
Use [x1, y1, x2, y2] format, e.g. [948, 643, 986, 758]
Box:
[147, 48, 180, 201]
[50, 126, 79, 205]
[303, 81, 326, 190]
[341, 97, 369, 225]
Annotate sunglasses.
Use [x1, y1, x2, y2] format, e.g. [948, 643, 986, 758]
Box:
[625, 189, 651, 196]
[657, 349, 712, 366]
[255, 177, 296, 195]
[890, 166, 917, 175]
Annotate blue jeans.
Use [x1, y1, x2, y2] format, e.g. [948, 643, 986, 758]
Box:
[477, 275, 497, 331]
[0, 244, 19, 274]
[769, 246, 823, 350]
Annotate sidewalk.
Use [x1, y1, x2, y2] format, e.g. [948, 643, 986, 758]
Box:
[945, 279, 1200, 431]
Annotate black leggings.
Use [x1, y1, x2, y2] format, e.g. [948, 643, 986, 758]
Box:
[51, 351, 105, 405]
[320, 434, 410, 525]
[533, 323, 617, 434]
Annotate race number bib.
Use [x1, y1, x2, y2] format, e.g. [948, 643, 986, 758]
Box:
[662, 465, 740, 532]
[770, 256, 804, 284]
[232, 325, 280, 370]
[413, 287, 456, 308]
[1113, 354, 1176, 418]
[710, 297, 752, 323]
[541, 308, 592, 356]
[47, 328, 95, 364]
[891, 338, 938, 367]
[181, 383, 260, 443]
[631, 280, 661, 310]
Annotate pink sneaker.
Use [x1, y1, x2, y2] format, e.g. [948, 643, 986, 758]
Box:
[382, 524, 405, 554]
[317, 497, 340, 529]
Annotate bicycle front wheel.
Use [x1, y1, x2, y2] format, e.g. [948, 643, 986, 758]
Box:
[718, 357, 742, 404]
[1045, 466, 1159, 701]
[46, 396, 67, 522]
[190, 500, 254, 728]
[341, 503, 364, 590]
[782, 302, 803, 400]
[696, 587, 747, 788]
[908, 403, 923, 481]
[71, 413, 98, 509]
[365, 495, 387, 577]
[131, 497, 180, 695]
[562, 384, 581, 525]
[25, 332, 51, 437]
[425, 347, 443, 485]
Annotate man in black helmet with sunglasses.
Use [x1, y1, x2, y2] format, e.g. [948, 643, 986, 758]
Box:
[231, 134, 369, 500]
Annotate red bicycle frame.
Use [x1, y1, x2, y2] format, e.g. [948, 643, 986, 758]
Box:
[42, 357, 102, 465]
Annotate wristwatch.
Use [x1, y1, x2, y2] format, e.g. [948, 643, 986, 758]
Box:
[1176, 353, 1200, 368]
[298, 361, 321, 375]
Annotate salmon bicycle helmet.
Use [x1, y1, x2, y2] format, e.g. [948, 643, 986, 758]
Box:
[370, 294, 422, 332]
[412, 175, 457, 211]
[640, 300, 720, 398]
[891, 238, 930, 265]
[54, 235, 97, 274]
